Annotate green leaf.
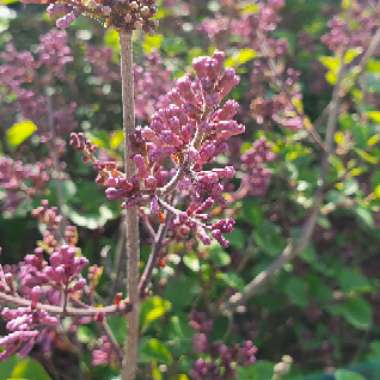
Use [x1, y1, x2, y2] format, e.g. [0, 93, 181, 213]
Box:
[63, 204, 117, 230]
[209, 244, 231, 267]
[0, 357, 52, 380]
[6, 120, 37, 148]
[343, 48, 363, 64]
[367, 111, 380, 123]
[367, 59, 380, 73]
[354, 148, 379, 165]
[107, 315, 126, 344]
[354, 206, 374, 228]
[338, 269, 372, 294]
[140, 296, 171, 331]
[319, 56, 341, 85]
[236, 361, 274, 380]
[334, 297, 372, 330]
[224, 49, 257, 68]
[227, 228, 245, 250]
[139, 338, 173, 364]
[183, 252, 200, 272]
[164, 275, 200, 309]
[143, 34, 164, 54]
[0, 0, 19, 4]
[240, 3, 259, 14]
[104, 28, 120, 60]
[335, 369, 365, 380]
[216, 272, 244, 290]
[285, 278, 308, 307]
[109, 130, 123, 150]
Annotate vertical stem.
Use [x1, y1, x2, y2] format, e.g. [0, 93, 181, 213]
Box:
[120, 31, 140, 380]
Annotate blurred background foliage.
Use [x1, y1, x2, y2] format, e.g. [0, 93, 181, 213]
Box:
[1, 0, 380, 379]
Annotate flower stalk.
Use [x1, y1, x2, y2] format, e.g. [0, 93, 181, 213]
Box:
[119, 31, 140, 380]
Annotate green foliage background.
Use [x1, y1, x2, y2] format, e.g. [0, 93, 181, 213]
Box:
[0, 0, 380, 379]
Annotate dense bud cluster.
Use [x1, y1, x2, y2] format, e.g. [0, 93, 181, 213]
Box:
[92, 335, 118, 365]
[199, 1, 303, 132]
[24, 0, 157, 31]
[239, 137, 275, 197]
[71, 51, 244, 247]
[0, 29, 76, 141]
[0, 201, 90, 358]
[321, 2, 380, 53]
[0, 308, 58, 360]
[189, 311, 257, 380]
[0, 157, 51, 211]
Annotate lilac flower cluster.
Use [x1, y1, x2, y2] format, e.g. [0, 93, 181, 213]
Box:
[92, 335, 118, 366]
[0, 201, 89, 358]
[85, 46, 120, 83]
[321, 2, 380, 53]
[0, 157, 51, 211]
[189, 311, 257, 380]
[239, 137, 275, 197]
[0, 308, 58, 360]
[71, 51, 244, 248]
[29, 0, 157, 31]
[0, 29, 77, 140]
[199, 1, 304, 131]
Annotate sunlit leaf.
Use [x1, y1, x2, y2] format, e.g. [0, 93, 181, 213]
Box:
[143, 34, 163, 54]
[140, 296, 171, 331]
[367, 111, 380, 123]
[6, 120, 37, 148]
[140, 338, 173, 364]
[225, 49, 256, 68]
[2, 357, 52, 380]
[183, 252, 200, 272]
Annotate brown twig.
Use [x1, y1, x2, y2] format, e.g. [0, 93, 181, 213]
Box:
[138, 212, 171, 298]
[0, 291, 132, 317]
[120, 31, 140, 380]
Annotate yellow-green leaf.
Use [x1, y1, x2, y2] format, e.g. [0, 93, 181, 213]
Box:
[140, 296, 171, 331]
[143, 34, 163, 54]
[240, 3, 259, 14]
[367, 134, 380, 146]
[373, 184, 380, 199]
[355, 148, 379, 165]
[225, 49, 256, 68]
[367, 59, 380, 73]
[104, 28, 120, 60]
[344, 48, 363, 64]
[110, 130, 124, 150]
[6, 120, 37, 148]
[367, 111, 380, 124]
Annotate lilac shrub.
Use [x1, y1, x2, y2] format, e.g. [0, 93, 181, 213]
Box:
[0, 29, 76, 141]
[27, 0, 157, 31]
[0, 157, 51, 211]
[189, 311, 257, 380]
[72, 51, 244, 248]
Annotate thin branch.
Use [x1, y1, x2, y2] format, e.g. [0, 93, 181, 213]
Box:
[0, 291, 132, 317]
[120, 31, 140, 380]
[221, 28, 380, 314]
[221, 57, 346, 314]
[138, 213, 171, 298]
